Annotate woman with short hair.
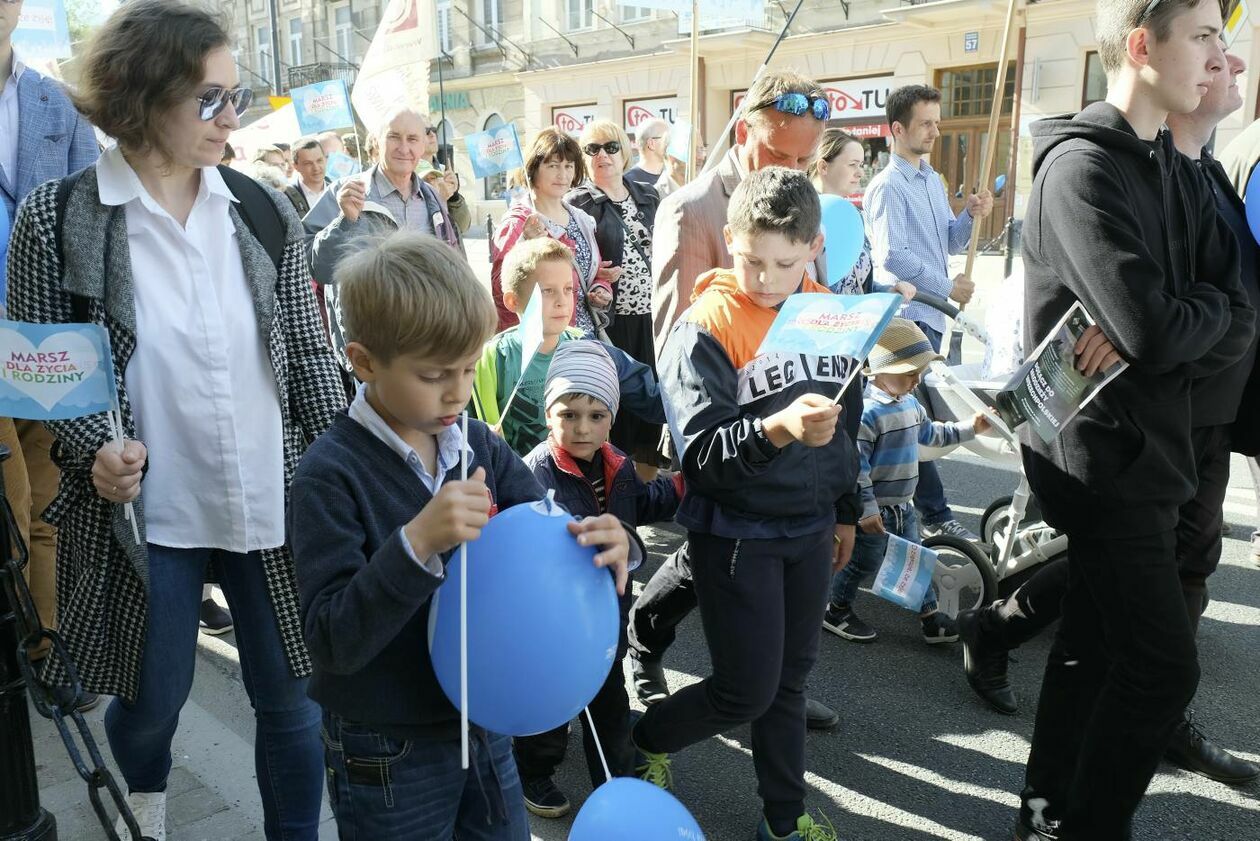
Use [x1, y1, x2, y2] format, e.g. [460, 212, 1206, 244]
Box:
[6, 2, 345, 838]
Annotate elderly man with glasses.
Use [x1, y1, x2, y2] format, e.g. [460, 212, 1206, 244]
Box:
[626, 116, 670, 187]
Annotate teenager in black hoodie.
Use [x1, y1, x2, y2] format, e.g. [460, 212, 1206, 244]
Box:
[1014, 1, 1255, 838]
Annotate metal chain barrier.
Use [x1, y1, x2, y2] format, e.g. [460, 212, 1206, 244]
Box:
[0, 448, 139, 841]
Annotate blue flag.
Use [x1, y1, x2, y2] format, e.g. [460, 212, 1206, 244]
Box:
[757, 292, 901, 361]
[292, 80, 355, 135]
[872, 534, 938, 612]
[465, 124, 524, 179]
[0, 321, 118, 420]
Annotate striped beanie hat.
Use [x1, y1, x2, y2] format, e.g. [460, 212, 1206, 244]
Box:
[545, 340, 621, 417]
[865, 317, 943, 375]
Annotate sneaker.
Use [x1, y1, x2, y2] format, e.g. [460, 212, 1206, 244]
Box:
[1015, 793, 1061, 841]
[921, 611, 959, 644]
[115, 791, 166, 841]
[756, 812, 839, 840]
[521, 776, 570, 818]
[198, 599, 233, 636]
[630, 652, 670, 705]
[822, 603, 878, 643]
[1165, 710, 1260, 785]
[921, 518, 980, 541]
[635, 743, 673, 790]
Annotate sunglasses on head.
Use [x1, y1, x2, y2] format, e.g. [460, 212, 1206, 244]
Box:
[747, 92, 831, 122]
[195, 86, 253, 121]
[583, 141, 622, 157]
[1139, 0, 1164, 21]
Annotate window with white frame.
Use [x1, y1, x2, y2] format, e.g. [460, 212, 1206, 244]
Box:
[255, 25, 271, 85]
[566, 0, 594, 31]
[479, 0, 503, 44]
[288, 18, 303, 66]
[437, 0, 453, 54]
[621, 4, 652, 21]
[334, 5, 353, 62]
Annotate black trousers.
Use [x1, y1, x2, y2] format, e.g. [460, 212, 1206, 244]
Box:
[627, 541, 694, 660]
[632, 529, 832, 828]
[513, 591, 634, 789]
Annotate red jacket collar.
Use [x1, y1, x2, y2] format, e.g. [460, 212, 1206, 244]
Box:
[548, 439, 627, 501]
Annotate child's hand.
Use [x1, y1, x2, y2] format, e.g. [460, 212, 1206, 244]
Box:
[833, 523, 856, 572]
[588, 286, 612, 309]
[403, 467, 491, 559]
[973, 411, 993, 435]
[858, 513, 885, 535]
[568, 514, 630, 596]
[764, 393, 841, 448]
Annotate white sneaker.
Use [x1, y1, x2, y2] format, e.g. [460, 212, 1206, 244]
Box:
[115, 791, 166, 841]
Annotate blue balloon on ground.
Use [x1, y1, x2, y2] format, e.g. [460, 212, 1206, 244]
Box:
[819, 193, 865, 287]
[428, 495, 619, 736]
[1246, 164, 1260, 246]
[568, 778, 705, 841]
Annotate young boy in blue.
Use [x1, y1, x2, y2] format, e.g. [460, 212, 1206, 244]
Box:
[823, 318, 989, 645]
[512, 340, 683, 819]
[288, 231, 633, 840]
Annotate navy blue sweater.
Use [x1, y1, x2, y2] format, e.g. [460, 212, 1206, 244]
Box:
[288, 413, 544, 740]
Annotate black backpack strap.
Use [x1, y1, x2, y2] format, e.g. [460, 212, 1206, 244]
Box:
[53, 169, 94, 323]
[218, 164, 285, 270]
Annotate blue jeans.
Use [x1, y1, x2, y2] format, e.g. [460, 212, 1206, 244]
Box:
[322, 711, 530, 840]
[913, 322, 954, 525]
[829, 505, 937, 614]
[104, 545, 324, 840]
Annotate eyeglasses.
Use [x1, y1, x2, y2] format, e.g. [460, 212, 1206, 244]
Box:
[747, 92, 831, 122]
[583, 141, 622, 157]
[194, 86, 253, 121]
[425, 127, 438, 136]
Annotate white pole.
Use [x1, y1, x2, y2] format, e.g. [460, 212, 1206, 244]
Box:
[459, 410, 470, 770]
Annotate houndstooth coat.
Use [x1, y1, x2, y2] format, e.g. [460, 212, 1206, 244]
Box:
[5, 167, 347, 702]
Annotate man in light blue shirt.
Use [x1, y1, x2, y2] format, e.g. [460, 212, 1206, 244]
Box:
[867, 84, 992, 541]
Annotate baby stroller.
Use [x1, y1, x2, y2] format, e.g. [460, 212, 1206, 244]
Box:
[906, 292, 1068, 618]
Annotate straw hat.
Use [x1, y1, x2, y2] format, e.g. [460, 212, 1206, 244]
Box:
[865, 317, 944, 375]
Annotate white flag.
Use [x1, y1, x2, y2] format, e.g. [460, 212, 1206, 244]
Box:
[351, 0, 432, 133]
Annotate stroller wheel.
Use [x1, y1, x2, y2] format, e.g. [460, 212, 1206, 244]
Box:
[980, 495, 1046, 546]
[923, 534, 999, 619]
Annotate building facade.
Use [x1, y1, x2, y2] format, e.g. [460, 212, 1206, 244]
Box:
[221, 0, 1260, 228]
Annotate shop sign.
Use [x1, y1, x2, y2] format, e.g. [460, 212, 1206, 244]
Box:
[733, 75, 894, 121]
[551, 103, 601, 136]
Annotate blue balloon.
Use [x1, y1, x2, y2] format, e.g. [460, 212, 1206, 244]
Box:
[818, 193, 865, 288]
[569, 778, 705, 841]
[428, 495, 619, 736]
[1246, 164, 1260, 247]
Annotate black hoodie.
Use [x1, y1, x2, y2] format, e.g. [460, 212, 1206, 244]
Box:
[1021, 102, 1255, 538]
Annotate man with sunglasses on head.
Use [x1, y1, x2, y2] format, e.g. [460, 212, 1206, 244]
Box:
[0, 0, 100, 708]
[863, 84, 993, 551]
[632, 70, 846, 734]
[1013, 1, 1254, 838]
[625, 116, 670, 188]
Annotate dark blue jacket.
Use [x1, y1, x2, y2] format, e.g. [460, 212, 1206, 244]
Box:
[523, 440, 682, 535]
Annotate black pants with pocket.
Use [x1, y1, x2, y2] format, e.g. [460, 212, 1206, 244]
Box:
[632, 529, 833, 827]
[627, 541, 695, 660]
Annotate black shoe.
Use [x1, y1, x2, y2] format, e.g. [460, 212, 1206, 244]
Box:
[822, 603, 878, 642]
[630, 653, 670, 705]
[76, 692, 102, 713]
[920, 611, 959, 645]
[1165, 711, 1260, 785]
[805, 697, 839, 730]
[198, 599, 233, 636]
[521, 776, 570, 818]
[1015, 794, 1061, 840]
[959, 608, 1018, 715]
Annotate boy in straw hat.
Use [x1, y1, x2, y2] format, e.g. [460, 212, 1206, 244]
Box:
[823, 317, 991, 645]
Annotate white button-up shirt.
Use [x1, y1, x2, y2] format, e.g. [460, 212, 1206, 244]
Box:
[0, 53, 26, 193]
[294, 176, 325, 209]
[96, 146, 286, 552]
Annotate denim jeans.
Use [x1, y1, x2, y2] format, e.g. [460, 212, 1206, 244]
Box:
[912, 322, 953, 525]
[322, 711, 530, 841]
[104, 545, 324, 840]
[829, 504, 936, 614]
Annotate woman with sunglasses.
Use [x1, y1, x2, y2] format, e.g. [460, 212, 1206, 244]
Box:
[490, 127, 613, 334]
[809, 129, 916, 302]
[6, 3, 345, 839]
[568, 120, 663, 473]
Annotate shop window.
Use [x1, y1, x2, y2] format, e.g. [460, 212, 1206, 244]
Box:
[483, 113, 510, 201]
[937, 63, 1015, 119]
[1083, 51, 1108, 107]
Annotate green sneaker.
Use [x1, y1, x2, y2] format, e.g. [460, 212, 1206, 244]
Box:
[635, 745, 673, 790]
[755, 812, 839, 841]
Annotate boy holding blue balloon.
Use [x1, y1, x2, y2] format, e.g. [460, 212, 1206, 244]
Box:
[512, 340, 684, 819]
[288, 231, 634, 841]
[633, 167, 861, 841]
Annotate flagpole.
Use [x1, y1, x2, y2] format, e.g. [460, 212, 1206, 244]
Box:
[700, 0, 806, 175]
[687, 0, 700, 182]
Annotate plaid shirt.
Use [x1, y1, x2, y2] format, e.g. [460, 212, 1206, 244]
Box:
[866, 154, 974, 332]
